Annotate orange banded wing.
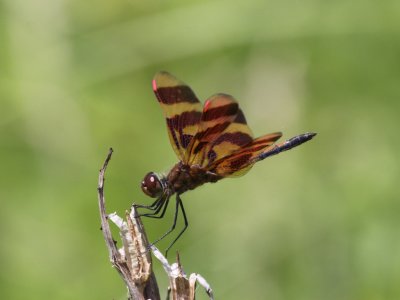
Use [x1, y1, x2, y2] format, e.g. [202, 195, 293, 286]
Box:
[153, 71, 202, 161]
[186, 94, 239, 165]
[208, 132, 282, 177]
[200, 107, 254, 167]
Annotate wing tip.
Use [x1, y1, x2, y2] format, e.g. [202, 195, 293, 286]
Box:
[210, 93, 238, 102]
[153, 71, 183, 89]
[154, 70, 171, 77]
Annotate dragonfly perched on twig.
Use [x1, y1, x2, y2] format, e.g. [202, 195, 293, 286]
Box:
[135, 71, 316, 256]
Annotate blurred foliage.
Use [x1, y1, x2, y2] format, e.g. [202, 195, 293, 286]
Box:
[1, 0, 400, 299]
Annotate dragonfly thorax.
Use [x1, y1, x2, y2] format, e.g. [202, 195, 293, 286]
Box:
[166, 162, 222, 195]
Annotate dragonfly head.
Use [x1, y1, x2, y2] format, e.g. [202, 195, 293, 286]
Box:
[141, 172, 163, 198]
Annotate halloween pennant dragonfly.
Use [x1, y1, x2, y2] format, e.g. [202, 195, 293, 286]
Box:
[136, 71, 316, 255]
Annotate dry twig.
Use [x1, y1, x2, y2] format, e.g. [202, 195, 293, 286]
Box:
[97, 148, 160, 299]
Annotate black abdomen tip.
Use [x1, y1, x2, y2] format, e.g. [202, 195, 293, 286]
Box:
[303, 132, 317, 140]
[283, 132, 317, 151]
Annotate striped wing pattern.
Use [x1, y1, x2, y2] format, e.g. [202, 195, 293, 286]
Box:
[202, 108, 254, 167]
[153, 71, 284, 176]
[207, 132, 282, 177]
[153, 72, 202, 161]
[186, 94, 241, 165]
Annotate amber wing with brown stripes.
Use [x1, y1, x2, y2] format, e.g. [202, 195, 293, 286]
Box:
[152, 71, 202, 162]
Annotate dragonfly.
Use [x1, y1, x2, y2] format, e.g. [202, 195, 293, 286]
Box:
[135, 71, 316, 256]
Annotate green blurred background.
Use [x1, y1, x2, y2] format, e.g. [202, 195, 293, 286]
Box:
[1, 0, 400, 299]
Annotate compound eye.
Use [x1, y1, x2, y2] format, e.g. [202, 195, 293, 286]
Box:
[141, 172, 162, 198]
